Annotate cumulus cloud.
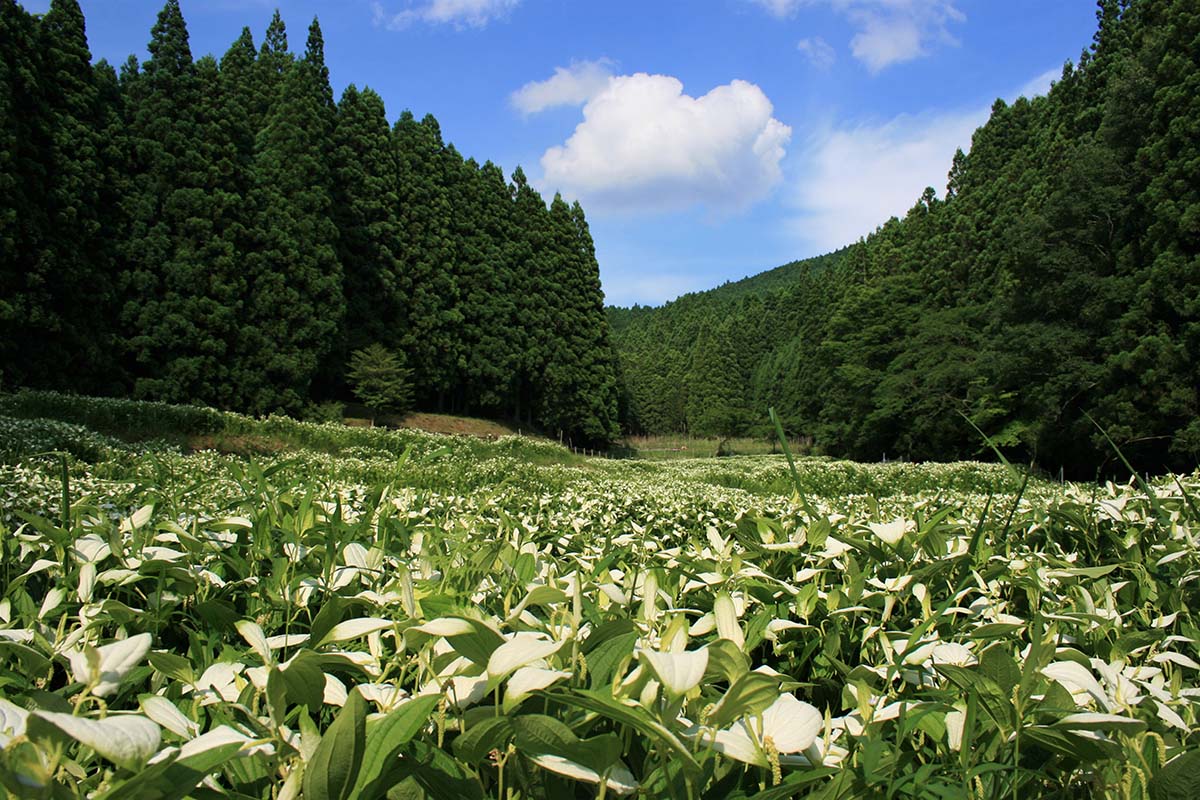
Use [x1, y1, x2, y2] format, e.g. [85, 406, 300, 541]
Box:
[539, 74, 791, 213]
[510, 59, 615, 115]
[797, 37, 836, 70]
[747, 0, 965, 73]
[371, 0, 519, 30]
[787, 68, 1060, 252]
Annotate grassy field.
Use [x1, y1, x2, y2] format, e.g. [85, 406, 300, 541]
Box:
[0, 393, 1198, 798]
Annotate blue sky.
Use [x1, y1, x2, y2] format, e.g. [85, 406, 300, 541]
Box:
[32, 0, 1099, 306]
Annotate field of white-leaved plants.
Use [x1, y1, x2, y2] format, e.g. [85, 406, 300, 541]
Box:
[1, 407, 1198, 799]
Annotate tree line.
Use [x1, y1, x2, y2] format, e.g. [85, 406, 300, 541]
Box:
[0, 0, 621, 445]
[612, 0, 1199, 476]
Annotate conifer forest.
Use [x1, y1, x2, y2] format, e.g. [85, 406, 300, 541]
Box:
[0, 0, 620, 446]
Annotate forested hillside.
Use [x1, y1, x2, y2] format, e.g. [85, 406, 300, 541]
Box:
[612, 0, 1199, 477]
[0, 0, 620, 444]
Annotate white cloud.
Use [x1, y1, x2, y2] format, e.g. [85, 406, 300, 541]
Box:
[539, 74, 791, 214]
[371, 0, 519, 30]
[747, 0, 965, 73]
[749, 0, 801, 17]
[1016, 67, 1061, 100]
[789, 107, 986, 252]
[510, 59, 615, 115]
[797, 37, 836, 70]
[787, 68, 1060, 252]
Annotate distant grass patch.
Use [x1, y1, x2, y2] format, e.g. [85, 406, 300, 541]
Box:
[0, 390, 224, 441]
[623, 433, 810, 459]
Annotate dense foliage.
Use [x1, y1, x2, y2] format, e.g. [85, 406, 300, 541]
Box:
[0, 0, 619, 445]
[0, 398, 1198, 797]
[612, 0, 1199, 477]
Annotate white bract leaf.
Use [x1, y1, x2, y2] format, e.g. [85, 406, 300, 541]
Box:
[488, 633, 562, 679]
[39, 587, 65, 619]
[1042, 661, 1112, 711]
[1053, 712, 1148, 733]
[35, 711, 161, 769]
[762, 694, 824, 753]
[869, 519, 909, 546]
[77, 562, 97, 604]
[697, 694, 824, 767]
[235, 620, 272, 665]
[945, 706, 967, 751]
[1151, 651, 1200, 670]
[930, 643, 976, 667]
[190, 661, 245, 705]
[529, 754, 638, 796]
[504, 667, 571, 710]
[69, 633, 153, 697]
[0, 698, 29, 748]
[324, 673, 349, 706]
[322, 618, 394, 645]
[638, 649, 708, 696]
[408, 618, 476, 638]
[714, 592, 744, 649]
[139, 695, 199, 738]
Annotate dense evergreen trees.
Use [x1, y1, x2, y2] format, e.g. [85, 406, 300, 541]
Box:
[613, 0, 1199, 475]
[0, 1, 620, 445]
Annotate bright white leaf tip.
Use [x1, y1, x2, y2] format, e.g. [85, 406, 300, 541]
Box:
[930, 643, 976, 667]
[68, 632, 153, 697]
[868, 519, 909, 546]
[638, 648, 708, 696]
[1053, 712, 1148, 733]
[487, 632, 563, 679]
[505, 667, 571, 710]
[34, 711, 161, 770]
[529, 754, 638, 795]
[1042, 661, 1112, 711]
[698, 694, 824, 767]
[407, 618, 476, 638]
[714, 592, 745, 649]
[762, 694, 824, 753]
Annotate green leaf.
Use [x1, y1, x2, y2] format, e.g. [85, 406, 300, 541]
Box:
[304, 689, 367, 800]
[934, 664, 1013, 733]
[281, 649, 326, 713]
[586, 632, 638, 690]
[703, 638, 750, 684]
[452, 715, 514, 765]
[1150, 749, 1200, 800]
[354, 695, 442, 800]
[978, 647, 1021, 695]
[539, 689, 701, 778]
[94, 740, 245, 800]
[309, 596, 347, 649]
[708, 671, 781, 729]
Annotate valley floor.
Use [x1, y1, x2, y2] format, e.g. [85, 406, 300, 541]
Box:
[1, 395, 1197, 798]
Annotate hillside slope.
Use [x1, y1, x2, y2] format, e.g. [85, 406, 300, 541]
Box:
[611, 0, 1200, 477]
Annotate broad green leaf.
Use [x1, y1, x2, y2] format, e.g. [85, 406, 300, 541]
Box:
[708, 671, 781, 729]
[303, 689, 367, 800]
[539, 689, 701, 778]
[1150, 749, 1200, 800]
[353, 694, 441, 800]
